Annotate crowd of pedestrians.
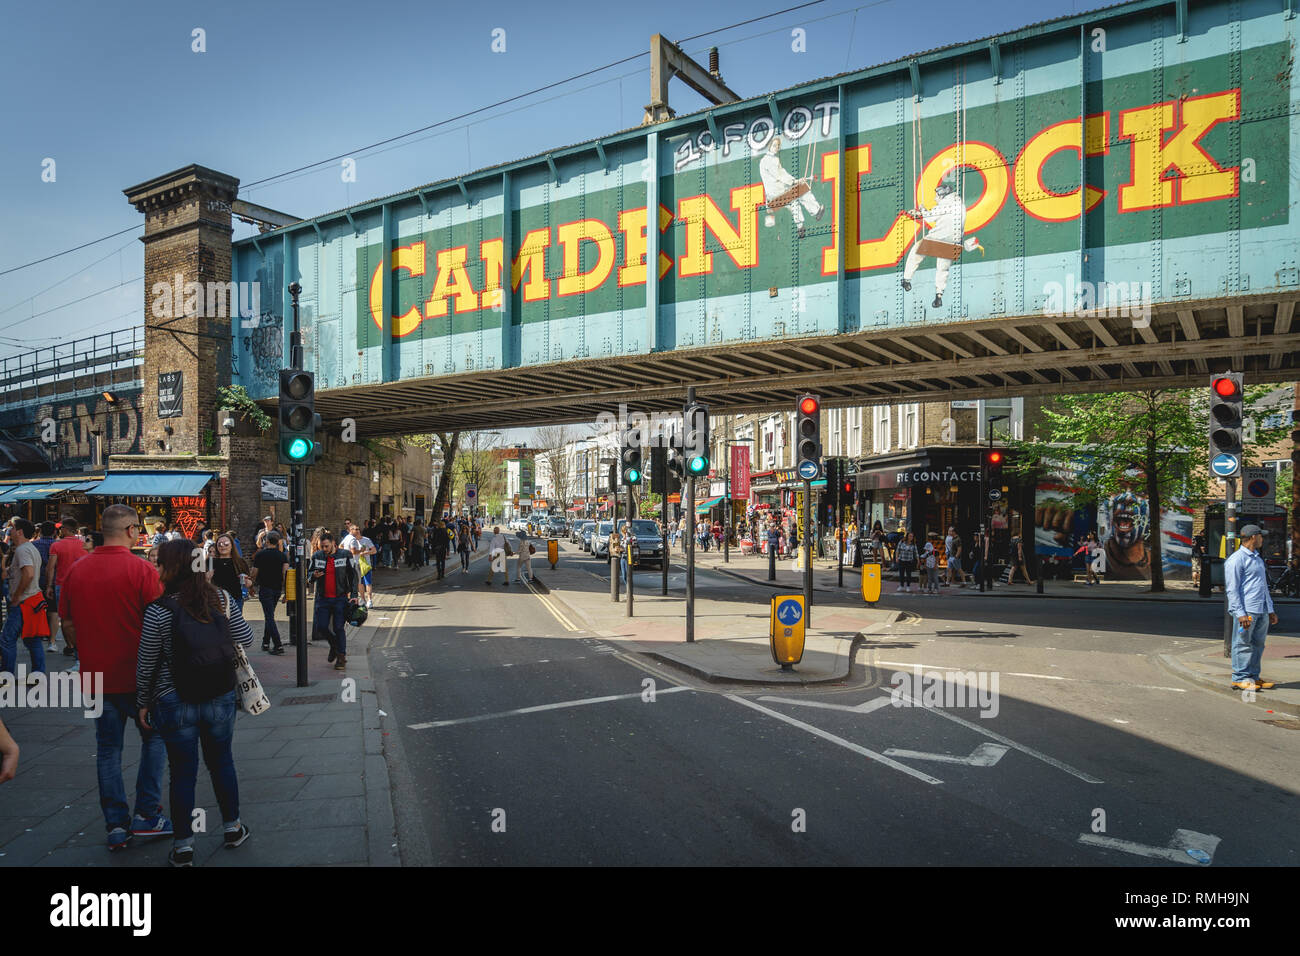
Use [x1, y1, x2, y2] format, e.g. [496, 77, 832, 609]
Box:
[0, 505, 483, 866]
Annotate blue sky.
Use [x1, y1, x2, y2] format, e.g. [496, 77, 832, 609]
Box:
[0, 0, 1091, 359]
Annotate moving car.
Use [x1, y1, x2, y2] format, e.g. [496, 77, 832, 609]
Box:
[626, 519, 666, 569]
[544, 515, 567, 538]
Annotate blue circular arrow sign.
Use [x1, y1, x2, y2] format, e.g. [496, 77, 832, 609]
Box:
[797, 460, 820, 479]
[1210, 453, 1240, 478]
[776, 599, 803, 626]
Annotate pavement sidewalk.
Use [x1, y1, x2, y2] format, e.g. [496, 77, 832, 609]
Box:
[1156, 631, 1300, 716]
[0, 561, 438, 868]
[686, 546, 1300, 604]
[528, 554, 897, 684]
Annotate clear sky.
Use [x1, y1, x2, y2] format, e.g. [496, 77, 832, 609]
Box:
[0, 0, 1089, 361]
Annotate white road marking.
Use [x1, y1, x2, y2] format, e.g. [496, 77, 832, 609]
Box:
[895, 692, 1102, 784]
[877, 662, 1185, 693]
[407, 685, 692, 730]
[1077, 828, 1219, 865]
[883, 743, 1009, 767]
[757, 695, 894, 715]
[725, 695, 942, 786]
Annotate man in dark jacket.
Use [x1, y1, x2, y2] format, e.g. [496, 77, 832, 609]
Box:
[308, 532, 359, 670]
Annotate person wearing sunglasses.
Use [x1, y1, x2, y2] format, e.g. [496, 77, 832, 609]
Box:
[58, 505, 170, 852]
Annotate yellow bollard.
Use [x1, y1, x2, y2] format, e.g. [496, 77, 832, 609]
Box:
[861, 562, 882, 605]
[770, 594, 806, 668]
[547, 538, 558, 569]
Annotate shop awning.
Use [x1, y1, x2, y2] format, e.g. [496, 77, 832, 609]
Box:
[0, 478, 102, 501]
[696, 495, 723, 512]
[88, 471, 215, 497]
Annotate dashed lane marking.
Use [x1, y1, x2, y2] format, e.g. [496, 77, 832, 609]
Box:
[407, 685, 692, 730]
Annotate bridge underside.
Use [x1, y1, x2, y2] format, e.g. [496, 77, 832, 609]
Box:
[298, 293, 1300, 436]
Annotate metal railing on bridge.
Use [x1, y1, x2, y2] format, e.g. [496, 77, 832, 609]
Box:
[0, 328, 143, 408]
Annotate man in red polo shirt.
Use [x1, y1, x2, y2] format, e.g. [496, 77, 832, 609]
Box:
[59, 504, 170, 851]
[45, 520, 85, 657]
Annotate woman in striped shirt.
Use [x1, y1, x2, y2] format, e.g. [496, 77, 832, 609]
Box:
[136, 538, 254, 867]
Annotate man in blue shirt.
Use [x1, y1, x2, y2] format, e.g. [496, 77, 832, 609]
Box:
[1223, 524, 1278, 691]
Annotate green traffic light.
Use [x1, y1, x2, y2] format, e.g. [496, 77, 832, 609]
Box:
[285, 437, 312, 460]
[687, 455, 708, 475]
[626, 468, 641, 483]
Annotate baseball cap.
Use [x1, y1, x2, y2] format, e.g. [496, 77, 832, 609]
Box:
[1239, 524, 1263, 538]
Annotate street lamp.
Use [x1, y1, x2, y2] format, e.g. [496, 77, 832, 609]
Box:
[722, 437, 756, 563]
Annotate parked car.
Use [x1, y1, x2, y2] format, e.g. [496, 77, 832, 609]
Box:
[570, 520, 591, 545]
[590, 521, 614, 558]
[581, 522, 597, 552]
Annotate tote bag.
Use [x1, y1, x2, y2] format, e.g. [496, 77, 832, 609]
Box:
[222, 592, 270, 716]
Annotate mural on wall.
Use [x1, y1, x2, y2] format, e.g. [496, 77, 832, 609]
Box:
[1034, 472, 1195, 580]
[0, 391, 143, 468]
[231, 0, 1295, 399]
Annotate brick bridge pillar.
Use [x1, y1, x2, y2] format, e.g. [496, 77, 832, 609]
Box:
[124, 165, 239, 458]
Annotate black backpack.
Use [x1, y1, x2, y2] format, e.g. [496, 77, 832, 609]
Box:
[159, 596, 237, 703]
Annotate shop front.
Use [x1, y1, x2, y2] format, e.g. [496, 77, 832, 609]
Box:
[0, 476, 105, 527]
[85, 470, 217, 544]
[854, 450, 1028, 557]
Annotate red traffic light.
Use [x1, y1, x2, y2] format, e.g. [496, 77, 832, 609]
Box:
[1212, 376, 1239, 398]
[842, 481, 852, 494]
[799, 396, 819, 415]
[987, 451, 1003, 464]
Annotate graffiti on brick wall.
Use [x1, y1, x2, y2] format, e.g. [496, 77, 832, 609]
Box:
[7, 392, 144, 466]
[240, 310, 284, 389]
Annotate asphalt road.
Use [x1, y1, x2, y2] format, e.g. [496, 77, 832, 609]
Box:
[374, 541, 1300, 866]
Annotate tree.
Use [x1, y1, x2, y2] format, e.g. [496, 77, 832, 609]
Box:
[535, 425, 583, 513]
[409, 432, 459, 519]
[453, 430, 505, 519]
[1012, 386, 1287, 592]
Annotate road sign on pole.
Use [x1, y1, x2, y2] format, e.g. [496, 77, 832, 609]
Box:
[1241, 467, 1276, 514]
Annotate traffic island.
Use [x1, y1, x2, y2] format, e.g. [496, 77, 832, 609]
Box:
[631, 630, 861, 685]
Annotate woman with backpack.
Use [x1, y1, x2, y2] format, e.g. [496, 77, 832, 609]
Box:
[136, 538, 253, 867]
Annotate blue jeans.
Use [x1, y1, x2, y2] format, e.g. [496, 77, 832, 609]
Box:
[96, 693, 166, 832]
[620, 556, 628, 584]
[0, 598, 46, 675]
[314, 597, 348, 655]
[258, 588, 282, 647]
[1231, 613, 1269, 682]
[153, 689, 239, 841]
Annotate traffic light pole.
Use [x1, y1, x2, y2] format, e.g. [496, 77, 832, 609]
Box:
[1223, 475, 1237, 658]
[626, 484, 634, 617]
[611, 485, 620, 603]
[803, 478, 813, 629]
[288, 282, 309, 688]
[685, 387, 696, 643]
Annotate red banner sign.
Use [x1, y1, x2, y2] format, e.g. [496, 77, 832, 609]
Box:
[730, 446, 751, 500]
